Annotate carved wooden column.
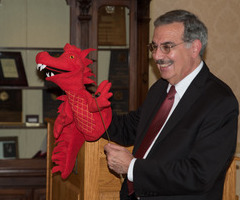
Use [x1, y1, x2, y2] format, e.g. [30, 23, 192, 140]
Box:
[77, 0, 92, 49]
[137, 0, 151, 107]
[67, 0, 92, 49]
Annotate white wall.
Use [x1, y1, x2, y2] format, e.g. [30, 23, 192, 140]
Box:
[0, 0, 69, 158]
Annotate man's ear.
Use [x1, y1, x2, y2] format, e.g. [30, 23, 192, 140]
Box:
[191, 39, 202, 58]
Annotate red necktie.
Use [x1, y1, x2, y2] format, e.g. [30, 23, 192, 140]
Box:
[128, 85, 176, 195]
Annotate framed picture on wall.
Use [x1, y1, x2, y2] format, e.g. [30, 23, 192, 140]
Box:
[0, 137, 18, 159]
[98, 6, 126, 46]
[0, 52, 28, 86]
[0, 89, 22, 122]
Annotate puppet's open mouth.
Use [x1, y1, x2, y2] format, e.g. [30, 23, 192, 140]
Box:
[37, 64, 70, 77]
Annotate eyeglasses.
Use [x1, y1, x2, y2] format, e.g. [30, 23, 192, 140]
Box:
[148, 42, 185, 54]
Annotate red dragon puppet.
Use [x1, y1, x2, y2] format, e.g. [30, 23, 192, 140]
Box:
[35, 43, 112, 179]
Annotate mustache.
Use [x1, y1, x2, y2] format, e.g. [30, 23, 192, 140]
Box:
[155, 59, 174, 65]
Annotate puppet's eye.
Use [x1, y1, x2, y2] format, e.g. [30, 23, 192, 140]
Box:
[70, 55, 74, 59]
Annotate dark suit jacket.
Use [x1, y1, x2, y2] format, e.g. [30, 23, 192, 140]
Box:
[107, 63, 239, 200]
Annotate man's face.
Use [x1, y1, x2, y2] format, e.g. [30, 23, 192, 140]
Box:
[152, 22, 200, 85]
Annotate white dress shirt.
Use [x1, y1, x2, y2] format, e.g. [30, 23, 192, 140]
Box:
[127, 61, 203, 181]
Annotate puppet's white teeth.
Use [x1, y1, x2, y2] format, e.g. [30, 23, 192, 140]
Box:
[46, 72, 55, 77]
[37, 64, 41, 70]
[41, 65, 46, 71]
[37, 64, 46, 71]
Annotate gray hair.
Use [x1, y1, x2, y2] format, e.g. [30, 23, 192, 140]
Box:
[154, 10, 208, 58]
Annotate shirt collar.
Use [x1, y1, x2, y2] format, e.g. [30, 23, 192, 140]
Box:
[167, 61, 203, 98]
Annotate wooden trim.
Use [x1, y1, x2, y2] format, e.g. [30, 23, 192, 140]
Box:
[45, 118, 55, 200]
[222, 157, 240, 200]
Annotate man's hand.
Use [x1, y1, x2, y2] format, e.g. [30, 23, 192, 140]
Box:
[104, 143, 134, 174]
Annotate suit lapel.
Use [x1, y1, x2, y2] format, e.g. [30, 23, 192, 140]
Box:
[148, 63, 210, 154]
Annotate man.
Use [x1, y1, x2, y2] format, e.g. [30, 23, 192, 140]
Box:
[104, 10, 239, 200]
